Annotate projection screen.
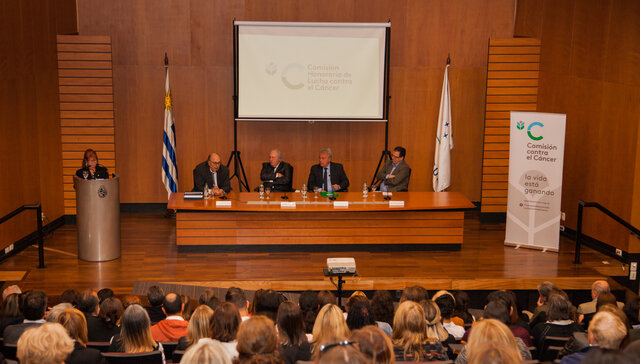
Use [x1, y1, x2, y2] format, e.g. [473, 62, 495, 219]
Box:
[235, 21, 390, 121]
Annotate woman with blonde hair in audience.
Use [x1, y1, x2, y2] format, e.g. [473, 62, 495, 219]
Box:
[108, 304, 165, 362]
[311, 303, 350, 354]
[350, 325, 395, 364]
[180, 338, 232, 364]
[177, 304, 214, 351]
[420, 299, 455, 344]
[455, 319, 524, 364]
[211, 302, 242, 360]
[234, 315, 284, 364]
[467, 341, 522, 364]
[17, 322, 75, 364]
[392, 300, 449, 361]
[57, 308, 106, 364]
[0, 293, 23, 334]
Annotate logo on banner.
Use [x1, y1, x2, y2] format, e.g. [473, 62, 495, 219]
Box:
[516, 121, 525, 130]
[527, 122, 544, 141]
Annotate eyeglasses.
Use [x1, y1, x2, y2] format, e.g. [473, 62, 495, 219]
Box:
[391, 154, 402, 159]
[208, 161, 221, 165]
[319, 341, 357, 353]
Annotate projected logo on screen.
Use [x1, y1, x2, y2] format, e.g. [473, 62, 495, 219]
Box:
[280, 63, 306, 90]
[265, 62, 277, 75]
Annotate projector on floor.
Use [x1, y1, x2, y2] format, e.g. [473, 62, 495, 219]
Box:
[326, 258, 356, 274]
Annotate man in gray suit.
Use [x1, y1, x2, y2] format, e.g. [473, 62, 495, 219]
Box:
[375, 146, 411, 192]
[3, 290, 47, 344]
[577, 280, 624, 315]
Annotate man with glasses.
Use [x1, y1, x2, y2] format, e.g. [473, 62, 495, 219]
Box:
[192, 152, 231, 195]
[374, 146, 411, 192]
[307, 148, 350, 192]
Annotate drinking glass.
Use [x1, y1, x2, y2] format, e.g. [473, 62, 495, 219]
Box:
[265, 186, 271, 200]
[82, 170, 89, 180]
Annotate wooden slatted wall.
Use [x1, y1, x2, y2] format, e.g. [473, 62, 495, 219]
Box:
[481, 38, 540, 214]
[57, 35, 116, 215]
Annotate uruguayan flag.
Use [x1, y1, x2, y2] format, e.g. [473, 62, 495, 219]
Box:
[433, 64, 453, 192]
[162, 68, 178, 197]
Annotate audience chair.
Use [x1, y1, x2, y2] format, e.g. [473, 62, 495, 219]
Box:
[172, 349, 185, 363]
[160, 342, 178, 360]
[0, 343, 17, 360]
[87, 341, 111, 352]
[540, 336, 570, 362]
[102, 351, 164, 364]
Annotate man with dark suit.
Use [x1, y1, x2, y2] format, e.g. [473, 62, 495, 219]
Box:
[374, 146, 411, 192]
[3, 290, 47, 344]
[260, 149, 293, 192]
[307, 148, 349, 192]
[78, 290, 103, 342]
[192, 152, 231, 195]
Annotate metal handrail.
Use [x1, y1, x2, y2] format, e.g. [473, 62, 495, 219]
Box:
[574, 200, 640, 264]
[0, 203, 44, 268]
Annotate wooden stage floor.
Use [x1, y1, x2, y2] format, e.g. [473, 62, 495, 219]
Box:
[0, 212, 625, 295]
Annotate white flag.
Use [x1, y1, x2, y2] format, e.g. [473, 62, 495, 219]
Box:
[433, 64, 453, 192]
[162, 68, 178, 198]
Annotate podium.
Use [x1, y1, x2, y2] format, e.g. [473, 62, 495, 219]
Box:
[74, 175, 121, 261]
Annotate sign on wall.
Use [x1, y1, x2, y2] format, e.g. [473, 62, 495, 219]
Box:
[505, 111, 566, 251]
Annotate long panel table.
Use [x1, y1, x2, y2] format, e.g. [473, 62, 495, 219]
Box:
[167, 192, 474, 250]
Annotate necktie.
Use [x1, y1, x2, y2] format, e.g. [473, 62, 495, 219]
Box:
[213, 172, 218, 187]
[322, 168, 328, 191]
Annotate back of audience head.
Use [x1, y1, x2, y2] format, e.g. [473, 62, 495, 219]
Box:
[421, 299, 449, 342]
[434, 293, 455, 320]
[17, 322, 74, 364]
[582, 347, 639, 364]
[400, 285, 428, 303]
[182, 294, 194, 321]
[345, 291, 367, 312]
[311, 303, 350, 351]
[46, 303, 72, 323]
[453, 290, 473, 324]
[350, 325, 394, 364]
[180, 338, 232, 364]
[314, 341, 369, 364]
[254, 289, 285, 322]
[163, 292, 183, 316]
[299, 290, 319, 334]
[2, 284, 21, 300]
[346, 298, 375, 331]
[277, 301, 306, 346]
[147, 285, 164, 307]
[200, 288, 221, 311]
[249, 288, 264, 315]
[77, 290, 98, 315]
[317, 290, 337, 308]
[235, 315, 282, 364]
[537, 281, 557, 304]
[120, 303, 157, 353]
[57, 308, 89, 345]
[225, 286, 249, 315]
[623, 296, 640, 327]
[371, 290, 394, 326]
[186, 304, 213, 346]
[596, 291, 617, 311]
[211, 302, 241, 343]
[588, 311, 627, 350]
[24, 290, 47, 320]
[483, 300, 510, 325]
[392, 300, 430, 360]
[99, 297, 123, 328]
[431, 290, 454, 302]
[466, 319, 520, 362]
[547, 293, 572, 321]
[591, 280, 610, 299]
[59, 289, 79, 307]
[97, 287, 114, 304]
[1, 293, 22, 319]
[121, 294, 142, 309]
[467, 340, 522, 364]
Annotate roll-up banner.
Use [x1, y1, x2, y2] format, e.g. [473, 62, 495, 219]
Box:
[505, 111, 566, 252]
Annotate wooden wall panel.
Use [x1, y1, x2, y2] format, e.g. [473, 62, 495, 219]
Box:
[57, 35, 116, 215]
[515, 0, 640, 252]
[481, 38, 541, 213]
[76, 0, 516, 203]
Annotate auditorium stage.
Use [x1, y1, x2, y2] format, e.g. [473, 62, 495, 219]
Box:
[0, 212, 625, 295]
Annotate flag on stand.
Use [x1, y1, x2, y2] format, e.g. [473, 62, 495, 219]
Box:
[432, 64, 453, 192]
[162, 67, 178, 198]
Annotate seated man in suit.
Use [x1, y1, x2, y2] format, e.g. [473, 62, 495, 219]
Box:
[307, 148, 349, 192]
[192, 152, 231, 195]
[3, 290, 47, 344]
[577, 280, 624, 316]
[260, 149, 293, 192]
[374, 146, 411, 192]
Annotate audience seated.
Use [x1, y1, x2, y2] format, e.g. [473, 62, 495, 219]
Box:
[89, 297, 122, 342]
[313, 341, 368, 364]
[435, 293, 465, 340]
[581, 347, 640, 364]
[419, 299, 455, 344]
[0, 293, 24, 335]
[177, 304, 213, 351]
[17, 322, 74, 364]
[57, 308, 107, 364]
[392, 300, 449, 361]
[532, 294, 583, 352]
[4, 290, 47, 344]
[277, 301, 311, 364]
[581, 291, 618, 328]
[77, 290, 102, 341]
[59, 289, 80, 307]
[456, 318, 529, 364]
[211, 302, 242, 360]
[346, 297, 376, 332]
[482, 292, 532, 347]
[199, 288, 221, 311]
[121, 295, 141, 309]
[254, 289, 286, 322]
[371, 290, 395, 327]
[150, 293, 188, 342]
[560, 311, 627, 364]
[529, 281, 558, 328]
[179, 338, 231, 364]
[452, 290, 475, 326]
[311, 303, 350, 354]
[181, 294, 195, 321]
[578, 280, 624, 316]
[97, 288, 114, 304]
[234, 315, 283, 364]
[145, 286, 167, 324]
[108, 304, 165, 361]
[298, 290, 319, 336]
[316, 290, 337, 308]
[350, 325, 394, 364]
[46, 303, 72, 323]
[467, 340, 522, 364]
[400, 285, 429, 303]
[225, 287, 250, 321]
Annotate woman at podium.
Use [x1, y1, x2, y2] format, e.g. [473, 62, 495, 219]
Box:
[75, 149, 109, 180]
